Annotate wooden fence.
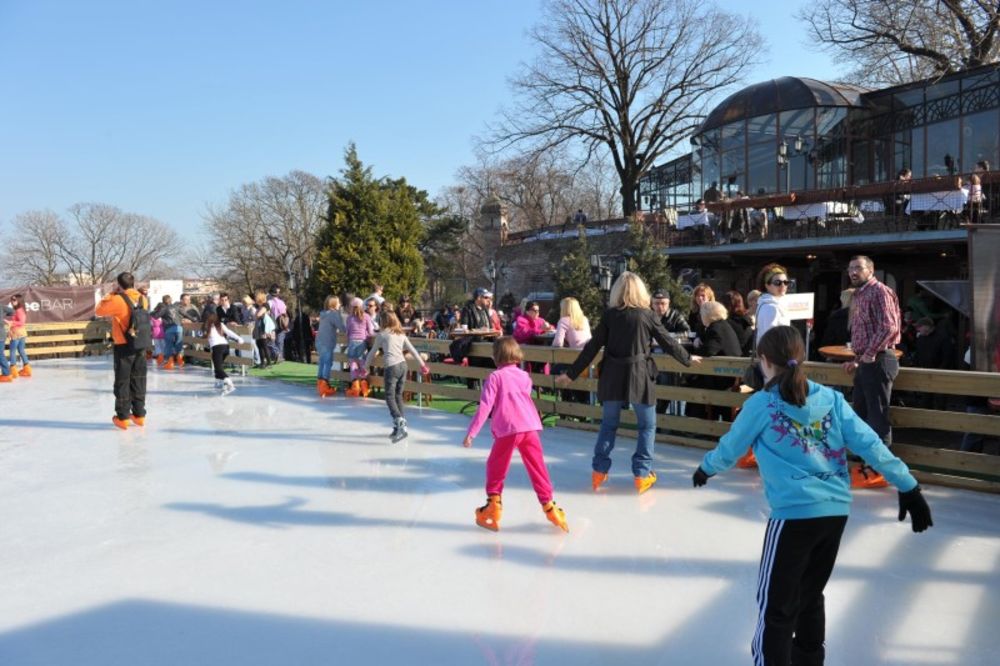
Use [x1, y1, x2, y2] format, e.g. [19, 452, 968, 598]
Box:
[343, 337, 1000, 494]
[15, 320, 112, 358]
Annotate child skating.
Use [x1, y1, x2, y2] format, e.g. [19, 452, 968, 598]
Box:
[462, 336, 568, 533]
[692, 326, 932, 666]
[345, 297, 374, 397]
[203, 313, 243, 395]
[363, 311, 429, 442]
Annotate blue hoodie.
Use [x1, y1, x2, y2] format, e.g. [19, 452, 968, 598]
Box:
[701, 380, 918, 520]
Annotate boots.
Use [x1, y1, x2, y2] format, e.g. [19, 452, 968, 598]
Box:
[592, 471, 609, 491]
[475, 494, 503, 532]
[359, 379, 371, 397]
[736, 448, 757, 469]
[317, 379, 335, 397]
[146, 350, 153, 361]
[390, 417, 408, 443]
[634, 471, 658, 495]
[345, 380, 361, 397]
[542, 501, 569, 532]
[130, 415, 145, 427]
[176, 354, 185, 368]
[162, 357, 175, 370]
[19, 364, 31, 378]
[0, 374, 11, 383]
[112, 415, 129, 430]
[9, 366, 18, 379]
[156, 354, 164, 365]
[851, 464, 889, 489]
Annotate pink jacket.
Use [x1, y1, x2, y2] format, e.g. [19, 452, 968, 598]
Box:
[513, 315, 550, 344]
[151, 317, 165, 339]
[551, 316, 591, 349]
[6, 307, 27, 338]
[466, 363, 543, 440]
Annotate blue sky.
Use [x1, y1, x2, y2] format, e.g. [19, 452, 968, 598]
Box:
[0, 0, 840, 239]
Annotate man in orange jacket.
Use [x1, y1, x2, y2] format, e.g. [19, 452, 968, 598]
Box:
[96, 272, 148, 430]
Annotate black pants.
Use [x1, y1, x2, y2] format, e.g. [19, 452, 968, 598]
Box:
[113, 345, 147, 420]
[852, 352, 899, 446]
[753, 516, 848, 666]
[256, 338, 274, 365]
[212, 344, 229, 380]
[384, 361, 408, 420]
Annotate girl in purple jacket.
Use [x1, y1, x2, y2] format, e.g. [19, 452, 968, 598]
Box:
[463, 337, 568, 533]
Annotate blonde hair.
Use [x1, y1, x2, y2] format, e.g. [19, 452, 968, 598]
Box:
[254, 291, 267, 306]
[324, 295, 341, 311]
[701, 300, 728, 324]
[379, 310, 404, 334]
[492, 336, 524, 366]
[560, 297, 587, 330]
[608, 272, 651, 310]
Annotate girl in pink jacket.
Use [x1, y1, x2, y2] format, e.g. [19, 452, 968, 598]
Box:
[463, 336, 568, 533]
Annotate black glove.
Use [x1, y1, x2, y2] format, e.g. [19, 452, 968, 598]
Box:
[692, 467, 712, 487]
[898, 485, 933, 533]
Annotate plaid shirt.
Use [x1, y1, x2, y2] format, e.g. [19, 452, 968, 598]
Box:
[850, 278, 901, 359]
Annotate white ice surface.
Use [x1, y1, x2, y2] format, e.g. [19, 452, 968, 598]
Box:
[1, 357, 998, 665]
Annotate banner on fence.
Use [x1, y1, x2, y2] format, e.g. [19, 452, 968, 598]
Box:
[0, 285, 100, 323]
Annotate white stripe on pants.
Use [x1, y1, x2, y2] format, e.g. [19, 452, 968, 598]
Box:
[752, 518, 785, 665]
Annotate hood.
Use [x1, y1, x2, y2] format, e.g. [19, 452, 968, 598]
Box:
[772, 380, 835, 425]
[757, 292, 782, 307]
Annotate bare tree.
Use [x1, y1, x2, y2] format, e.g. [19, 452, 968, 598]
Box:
[3, 210, 67, 285]
[201, 170, 326, 295]
[490, 0, 764, 215]
[119, 213, 185, 278]
[800, 0, 1000, 86]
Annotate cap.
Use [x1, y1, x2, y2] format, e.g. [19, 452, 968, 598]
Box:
[652, 290, 670, 300]
[474, 287, 493, 298]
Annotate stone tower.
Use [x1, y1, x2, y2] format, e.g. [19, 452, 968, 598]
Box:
[479, 192, 509, 245]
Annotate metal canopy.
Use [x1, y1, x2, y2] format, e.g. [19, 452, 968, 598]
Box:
[917, 280, 971, 317]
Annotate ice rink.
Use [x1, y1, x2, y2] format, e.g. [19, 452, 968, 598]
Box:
[1, 357, 998, 665]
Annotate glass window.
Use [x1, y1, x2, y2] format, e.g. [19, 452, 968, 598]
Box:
[894, 88, 924, 110]
[912, 127, 926, 177]
[873, 137, 893, 183]
[816, 136, 847, 188]
[722, 148, 744, 194]
[780, 108, 815, 143]
[926, 80, 959, 101]
[699, 149, 720, 198]
[925, 118, 960, 176]
[748, 143, 777, 194]
[895, 130, 914, 176]
[852, 140, 871, 185]
[962, 68, 998, 91]
[817, 107, 848, 139]
[721, 122, 746, 151]
[962, 109, 999, 172]
[788, 153, 812, 191]
[747, 113, 778, 144]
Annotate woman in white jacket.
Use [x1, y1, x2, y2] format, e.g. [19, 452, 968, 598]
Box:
[755, 262, 792, 346]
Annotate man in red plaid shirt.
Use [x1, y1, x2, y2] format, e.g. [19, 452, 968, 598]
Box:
[843, 255, 901, 488]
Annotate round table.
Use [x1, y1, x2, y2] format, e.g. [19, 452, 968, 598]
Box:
[818, 345, 903, 362]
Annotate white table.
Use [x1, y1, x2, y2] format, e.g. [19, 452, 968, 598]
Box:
[906, 189, 968, 213]
[782, 201, 850, 220]
[677, 211, 713, 229]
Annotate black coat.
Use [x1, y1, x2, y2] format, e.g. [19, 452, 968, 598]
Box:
[702, 319, 743, 358]
[659, 308, 691, 334]
[820, 308, 850, 347]
[726, 313, 754, 355]
[567, 307, 691, 405]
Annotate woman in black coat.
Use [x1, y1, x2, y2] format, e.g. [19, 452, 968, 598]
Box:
[687, 301, 742, 420]
[556, 272, 701, 494]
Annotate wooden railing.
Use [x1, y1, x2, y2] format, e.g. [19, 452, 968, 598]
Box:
[18, 320, 111, 357]
[346, 337, 1000, 493]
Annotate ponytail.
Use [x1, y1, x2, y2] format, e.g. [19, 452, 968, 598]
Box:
[757, 326, 808, 406]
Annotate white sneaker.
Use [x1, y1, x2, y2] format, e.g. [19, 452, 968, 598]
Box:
[391, 418, 408, 443]
[221, 379, 235, 395]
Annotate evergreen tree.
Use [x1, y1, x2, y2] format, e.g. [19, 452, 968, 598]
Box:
[551, 227, 604, 324]
[626, 220, 690, 313]
[311, 144, 429, 303]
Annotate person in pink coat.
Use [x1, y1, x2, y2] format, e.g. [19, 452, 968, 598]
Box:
[463, 337, 568, 533]
[512, 300, 553, 344]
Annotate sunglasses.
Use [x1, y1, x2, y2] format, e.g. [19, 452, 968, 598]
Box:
[770, 279, 791, 287]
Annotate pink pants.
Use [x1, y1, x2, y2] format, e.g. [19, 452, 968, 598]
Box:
[485, 431, 553, 504]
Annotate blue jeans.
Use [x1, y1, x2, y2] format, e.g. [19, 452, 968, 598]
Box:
[0, 345, 9, 375]
[8, 337, 28, 365]
[317, 346, 333, 380]
[165, 324, 184, 357]
[594, 400, 657, 478]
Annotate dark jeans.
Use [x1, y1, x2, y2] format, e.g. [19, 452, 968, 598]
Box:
[753, 516, 848, 666]
[256, 339, 275, 365]
[113, 345, 147, 420]
[384, 362, 408, 420]
[852, 352, 899, 446]
[211, 344, 230, 380]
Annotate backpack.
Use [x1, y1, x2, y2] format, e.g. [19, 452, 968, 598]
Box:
[119, 293, 152, 351]
[277, 312, 290, 332]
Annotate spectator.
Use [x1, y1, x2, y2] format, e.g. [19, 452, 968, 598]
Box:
[252, 293, 276, 368]
[820, 289, 854, 348]
[688, 283, 715, 346]
[95, 272, 150, 430]
[201, 293, 220, 322]
[651, 290, 690, 335]
[747, 289, 762, 326]
[5, 294, 31, 378]
[552, 297, 592, 405]
[268, 285, 289, 360]
[843, 255, 902, 488]
[723, 290, 754, 355]
[556, 272, 701, 494]
[913, 316, 954, 409]
[367, 283, 385, 306]
[178, 293, 200, 323]
[513, 300, 554, 344]
[364, 298, 381, 332]
[755, 263, 791, 346]
[398, 297, 416, 326]
[216, 292, 240, 324]
[316, 296, 346, 397]
[687, 300, 742, 420]
[152, 294, 183, 368]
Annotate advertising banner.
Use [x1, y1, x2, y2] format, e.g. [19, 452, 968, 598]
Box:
[782, 292, 815, 321]
[0, 285, 101, 323]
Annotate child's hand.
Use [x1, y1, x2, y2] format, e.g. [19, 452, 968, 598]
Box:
[554, 373, 572, 388]
[462, 435, 473, 448]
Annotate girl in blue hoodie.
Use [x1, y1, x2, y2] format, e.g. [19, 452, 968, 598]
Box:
[693, 325, 932, 666]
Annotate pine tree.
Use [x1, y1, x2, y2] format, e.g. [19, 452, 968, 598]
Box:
[551, 227, 604, 324]
[626, 220, 690, 313]
[311, 144, 428, 303]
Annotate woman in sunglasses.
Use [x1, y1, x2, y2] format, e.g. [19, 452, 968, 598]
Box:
[755, 262, 792, 346]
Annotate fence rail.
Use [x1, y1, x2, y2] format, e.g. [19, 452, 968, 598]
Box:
[17, 320, 111, 357]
